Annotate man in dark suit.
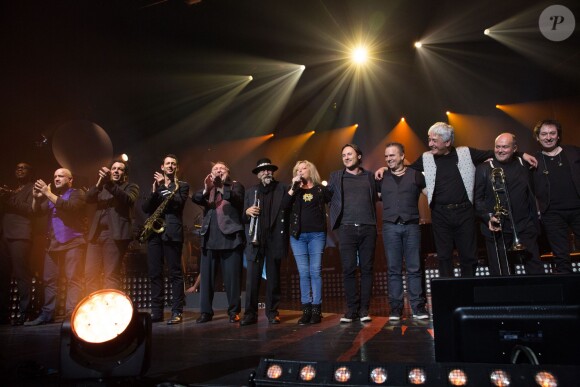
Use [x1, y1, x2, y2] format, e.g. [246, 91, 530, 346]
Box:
[0, 162, 35, 325]
[85, 159, 140, 294]
[328, 144, 378, 323]
[192, 162, 245, 324]
[25, 168, 86, 326]
[240, 158, 290, 326]
[474, 133, 544, 276]
[142, 154, 190, 325]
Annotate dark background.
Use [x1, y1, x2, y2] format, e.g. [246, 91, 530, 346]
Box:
[1, 0, 579, 195]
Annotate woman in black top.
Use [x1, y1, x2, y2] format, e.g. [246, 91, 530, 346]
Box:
[286, 160, 331, 324]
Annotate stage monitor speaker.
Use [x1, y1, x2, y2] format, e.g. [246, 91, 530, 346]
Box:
[432, 275, 580, 365]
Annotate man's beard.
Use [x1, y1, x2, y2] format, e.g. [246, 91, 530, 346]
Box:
[261, 176, 273, 185]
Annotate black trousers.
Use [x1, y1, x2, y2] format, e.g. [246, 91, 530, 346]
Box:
[199, 246, 242, 316]
[244, 246, 281, 319]
[0, 238, 32, 319]
[431, 203, 478, 277]
[85, 229, 130, 294]
[541, 207, 580, 274]
[337, 224, 377, 315]
[147, 235, 185, 316]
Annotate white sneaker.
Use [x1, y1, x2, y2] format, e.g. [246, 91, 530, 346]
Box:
[389, 308, 402, 321]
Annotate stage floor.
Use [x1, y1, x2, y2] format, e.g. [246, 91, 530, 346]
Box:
[0, 296, 435, 386]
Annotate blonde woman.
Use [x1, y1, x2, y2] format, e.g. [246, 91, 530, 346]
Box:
[286, 160, 331, 324]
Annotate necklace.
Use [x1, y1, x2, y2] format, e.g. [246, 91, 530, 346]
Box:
[541, 152, 563, 175]
[391, 166, 407, 176]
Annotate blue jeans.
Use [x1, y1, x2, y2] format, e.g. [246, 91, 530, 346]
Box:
[382, 222, 424, 310]
[290, 232, 326, 305]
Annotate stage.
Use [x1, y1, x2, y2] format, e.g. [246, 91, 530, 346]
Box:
[0, 296, 434, 386]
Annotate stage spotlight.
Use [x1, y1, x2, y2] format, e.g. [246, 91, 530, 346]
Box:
[299, 65, 306, 70]
[414, 41, 423, 48]
[408, 367, 427, 384]
[321, 180, 327, 186]
[300, 364, 316, 381]
[370, 367, 387, 384]
[266, 363, 283, 379]
[248, 75, 253, 81]
[121, 153, 129, 162]
[535, 371, 557, 387]
[352, 47, 368, 64]
[60, 289, 151, 380]
[446, 111, 451, 116]
[448, 369, 468, 386]
[490, 369, 511, 387]
[334, 366, 352, 382]
[251, 359, 577, 386]
[401, 117, 406, 122]
[484, 28, 491, 36]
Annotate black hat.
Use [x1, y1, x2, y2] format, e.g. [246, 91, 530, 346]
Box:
[252, 158, 279, 174]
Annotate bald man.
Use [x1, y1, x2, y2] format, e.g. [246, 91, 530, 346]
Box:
[474, 133, 543, 276]
[25, 168, 87, 326]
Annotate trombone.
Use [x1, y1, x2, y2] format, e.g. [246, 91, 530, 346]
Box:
[248, 190, 260, 245]
[490, 167, 526, 275]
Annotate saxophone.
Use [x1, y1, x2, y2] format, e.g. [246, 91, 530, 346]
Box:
[139, 179, 179, 243]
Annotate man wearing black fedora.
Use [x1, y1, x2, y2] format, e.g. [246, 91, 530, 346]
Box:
[240, 158, 291, 325]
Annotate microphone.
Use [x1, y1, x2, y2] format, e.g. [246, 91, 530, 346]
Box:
[213, 175, 222, 185]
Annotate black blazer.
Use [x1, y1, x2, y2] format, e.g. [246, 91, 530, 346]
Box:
[243, 181, 290, 261]
[474, 158, 538, 238]
[86, 181, 140, 241]
[192, 178, 245, 236]
[142, 180, 190, 243]
[327, 168, 378, 230]
[1, 182, 34, 240]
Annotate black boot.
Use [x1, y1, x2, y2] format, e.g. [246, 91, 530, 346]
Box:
[310, 304, 322, 324]
[298, 303, 312, 325]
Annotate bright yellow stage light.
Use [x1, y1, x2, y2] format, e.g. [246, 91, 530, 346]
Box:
[121, 153, 129, 162]
[414, 41, 423, 48]
[352, 47, 368, 64]
[484, 28, 491, 36]
[72, 289, 134, 344]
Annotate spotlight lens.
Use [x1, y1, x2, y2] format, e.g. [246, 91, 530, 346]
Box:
[71, 289, 134, 344]
[352, 47, 368, 64]
[414, 41, 423, 48]
[484, 28, 491, 35]
[490, 370, 511, 386]
[334, 366, 352, 383]
[121, 153, 129, 162]
[300, 365, 316, 381]
[535, 371, 558, 387]
[448, 369, 468, 386]
[266, 364, 283, 379]
[370, 367, 387, 384]
[408, 368, 427, 384]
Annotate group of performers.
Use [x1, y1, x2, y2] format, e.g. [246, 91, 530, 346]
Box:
[0, 119, 578, 326]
